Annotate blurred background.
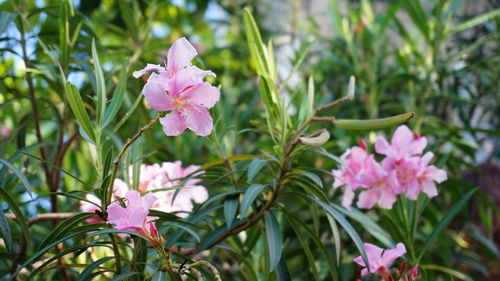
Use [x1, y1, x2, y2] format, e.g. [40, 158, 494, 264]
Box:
[0, 0, 499, 280]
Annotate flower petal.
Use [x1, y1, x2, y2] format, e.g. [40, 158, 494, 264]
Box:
[143, 73, 173, 112]
[183, 105, 213, 136]
[381, 243, 406, 266]
[133, 63, 164, 78]
[160, 111, 188, 136]
[169, 66, 216, 94]
[166, 37, 198, 73]
[356, 189, 380, 209]
[182, 82, 220, 109]
[375, 135, 393, 157]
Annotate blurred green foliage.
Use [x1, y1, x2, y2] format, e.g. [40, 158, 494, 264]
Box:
[0, 0, 499, 280]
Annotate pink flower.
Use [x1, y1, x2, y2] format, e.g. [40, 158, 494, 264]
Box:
[356, 158, 401, 209]
[133, 37, 220, 136]
[332, 141, 370, 208]
[353, 242, 406, 276]
[106, 190, 157, 233]
[375, 125, 427, 160]
[138, 161, 208, 217]
[80, 179, 128, 223]
[405, 152, 447, 200]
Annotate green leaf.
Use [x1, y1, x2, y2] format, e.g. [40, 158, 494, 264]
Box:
[247, 158, 267, 182]
[151, 272, 168, 281]
[452, 8, 500, 33]
[0, 208, 12, 252]
[224, 195, 239, 229]
[38, 213, 94, 250]
[292, 170, 323, 189]
[0, 158, 32, 198]
[264, 211, 282, 272]
[335, 112, 414, 130]
[0, 12, 16, 36]
[0, 188, 29, 249]
[275, 254, 291, 281]
[77, 257, 113, 281]
[418, 187, 478, 260]
[305, 195, 369, 271]
[422, 264, 474, 281]
[65, 82, 95, 141]
[243, 8, 269, 77]
[92, 38, 106, 127]
[198, 219, 248, 251]
[240, 184, 266, 217]
[103, 60, 127, 128]
[107, 94, 143, 139]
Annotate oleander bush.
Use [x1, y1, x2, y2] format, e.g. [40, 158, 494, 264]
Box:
[0, 0, 499, 280]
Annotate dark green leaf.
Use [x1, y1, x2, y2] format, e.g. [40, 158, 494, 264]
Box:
[65, 82, 95, 141]
[0, 208, 12, 252]
[247, 158, 267, 182]
[224, 195, 239, 229]
[240, 184, 265, 217]
[264, 211, 282, 272]
[77, 257, 113, 281]
[0, 158, 32, 198]
[275, 254, 291, 281]
[0, 12, 16, 36]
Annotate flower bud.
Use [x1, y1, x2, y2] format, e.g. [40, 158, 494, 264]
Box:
[299, 129, 330, 147]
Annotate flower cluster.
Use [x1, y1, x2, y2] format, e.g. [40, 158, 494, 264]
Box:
[81, 161, 208, 221]
[133, 37, 220, 136]
[333, 125, 447, 209]
[354, 242, 420, 280]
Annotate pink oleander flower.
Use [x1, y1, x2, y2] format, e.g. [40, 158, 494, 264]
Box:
[332, 143, 370, 208]
[80, 179, 128, 223]
[375, 125, 427, 160]
[353, 242, 406, 277]
[133, 37, 220, 136]
[404, 152, 447, 200]
[137, 161, 208, 217]
[0, 124, 12, 139]
[106, 190, 157, 234]
[356, 157, 401, 209]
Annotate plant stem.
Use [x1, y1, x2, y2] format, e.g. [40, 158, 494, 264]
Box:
[109, 231, 122, 273]
[104, 112, 161, 209]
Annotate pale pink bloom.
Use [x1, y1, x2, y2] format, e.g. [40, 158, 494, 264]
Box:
[375, 125, 427, 160]
[353, 242, 406, 276]
[332, 146, 370, 208]
[80, 179, 128, 223]
[138, 161, 208, 217]
[133, 37, 220, 136]
[0, 124, 12, 139]
[106, 190, 157, 233]
[356, 158, 401, 209]
[405, 152, 447, 200]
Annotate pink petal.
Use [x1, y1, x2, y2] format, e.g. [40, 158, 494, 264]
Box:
[341, 187, 355, 208]
[378, 187, 397, 209]
[353, 255, 366, 267]
[182, 82, 220, 109]
[143, 73, 173, 112]
[160, 111, 188, 136]
[426, 166, 447, 183]
[357, 189, 380, 209]
[166, 37, 198, 74]
[375, 135, 394, 157]
[405, 181, 421, 200]
[420, 152, 434, 166]
[407, 136, 427, 155]
[133, 63, 164, 78]
[421, 180, 438, 197]
[391, 125, 414, 149]
[183, 104, 213, 136]
[143, 193, 158, 209]
[169, 66, 216, 94]
[381, 243, 406, 266]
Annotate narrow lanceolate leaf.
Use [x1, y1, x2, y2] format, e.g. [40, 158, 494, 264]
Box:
[65, 82, 95, 141]
[109, 272, 140, 281]
[418, 187, 479, 260]
[92, 38, 106, 127]
[0, 188, 29, 248]
[0, 158, 32, 198]
[275, 255, 291, 281]
[452, 8, 500, 33]
[77, 257, 113, 281]
[0, 12, 16, 36]
[0, 208, 12, 252]
[247, 158, 267, 182]
[198, 219, 248, 251]
[335, 112, 414, 130]
[305, 195, 369, 270]
[264, 211, 282, 272]
[224, 195, 239, 229]
[243, 8, 269, 77]
[292, 170, 324, 189]
[38, 213, 93, 250]
[103, 59, 127, 128]
[240, 184, 266, 217]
